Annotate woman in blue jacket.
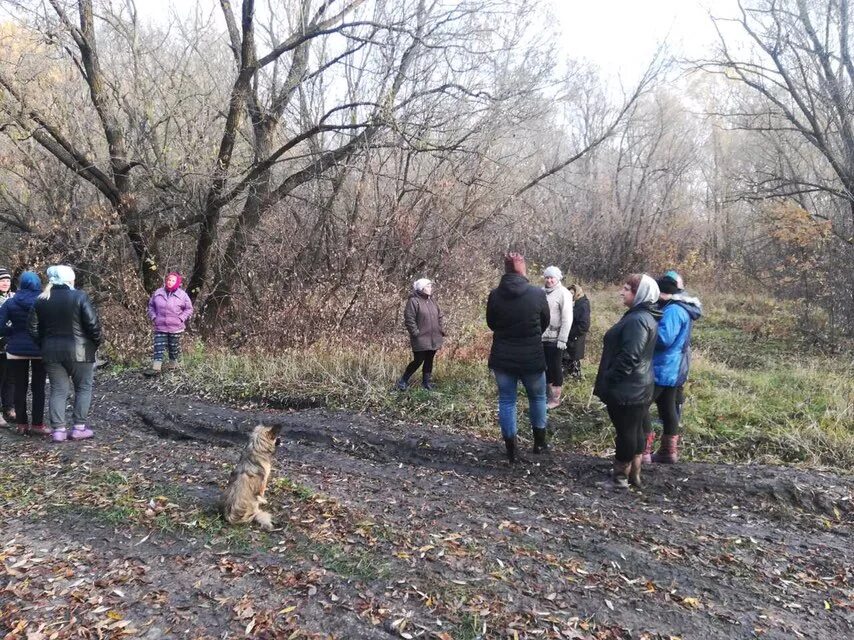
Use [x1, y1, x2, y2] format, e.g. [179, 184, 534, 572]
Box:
[643, 272, 702, 464]
[0, 272, 48, 435]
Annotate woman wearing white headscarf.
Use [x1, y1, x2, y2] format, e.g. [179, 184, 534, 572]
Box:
[396, 278, 445, 390]
[28, 265, 102, 442]
[593, 274, 661, 489]
[541, 266, 573, 410]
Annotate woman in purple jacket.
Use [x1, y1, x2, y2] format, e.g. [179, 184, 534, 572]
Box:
[146, 272, 193, 375]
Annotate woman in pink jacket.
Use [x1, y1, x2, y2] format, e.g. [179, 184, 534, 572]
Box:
[146, 272, 193, 374]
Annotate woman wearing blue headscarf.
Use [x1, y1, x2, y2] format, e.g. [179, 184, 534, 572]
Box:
[0, 272, 47, 435]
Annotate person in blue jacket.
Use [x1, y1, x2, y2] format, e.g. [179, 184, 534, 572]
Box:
[0, 271, 47, 435]
[642, 271, 702, 464]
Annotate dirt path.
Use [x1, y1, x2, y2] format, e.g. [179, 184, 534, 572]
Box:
[1, 373, 852, 639]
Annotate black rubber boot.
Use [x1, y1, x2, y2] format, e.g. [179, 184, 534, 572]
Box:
[503, 435, 517, 463]
[421, 372, 435, 390]
[532, 427, 550, 454]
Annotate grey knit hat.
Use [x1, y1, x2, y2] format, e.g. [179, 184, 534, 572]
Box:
[543, 266, 562, 280]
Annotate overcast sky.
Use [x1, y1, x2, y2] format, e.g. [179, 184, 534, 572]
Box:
[137, 0, 741, 82]
[549, 0, 740, 80]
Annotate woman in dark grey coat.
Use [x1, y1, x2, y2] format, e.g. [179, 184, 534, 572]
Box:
[396, 278, 445, 390]
[593, 274, 660, 489]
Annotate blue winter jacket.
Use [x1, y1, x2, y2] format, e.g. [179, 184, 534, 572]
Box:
[652, 294, 702, 387]
[0, 272, 42, 358]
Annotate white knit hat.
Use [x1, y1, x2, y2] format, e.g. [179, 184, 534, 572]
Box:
[543, 266, 562, 280]
[413, 278, 432, 292]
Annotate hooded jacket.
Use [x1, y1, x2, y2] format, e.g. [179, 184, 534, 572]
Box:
[148, 287, 193, 333]
[487, 273, 550, 374]
[0, 272, 42, 358]
[28, 285, 102, 363]
[594, 301, 662, 407]
[403, 291, 445, 352]
[652, 293, 702, 387]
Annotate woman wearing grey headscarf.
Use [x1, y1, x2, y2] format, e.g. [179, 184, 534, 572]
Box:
[28, 265, 102, 442]
[593, 274, 661, 489]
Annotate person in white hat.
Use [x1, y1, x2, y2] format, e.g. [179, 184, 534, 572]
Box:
[0, 267, 16, 424]
[396, 278, 445, 391]
[541, 266, 573, 410]
[28, 265, 102, 442]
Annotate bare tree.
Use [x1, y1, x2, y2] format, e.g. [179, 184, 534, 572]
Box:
[701, 0, 854, 245]
[0, 0, 229, 291]
[693, 0, 854, 336]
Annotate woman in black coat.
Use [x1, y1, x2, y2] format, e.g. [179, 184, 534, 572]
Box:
[28, 265, 102, 442]
[563, 283, 591, 379]
[487, 253, 551, 462]
[593, 274, 661, 489]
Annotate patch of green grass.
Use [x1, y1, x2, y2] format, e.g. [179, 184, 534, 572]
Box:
[99, 471, 130, 486]
[102, 504, 137, 525]
[285, 538, 391, 581]
[179, 288, 853, 471]
[453, 613, 486, 640]
[272, 477, 316, 501]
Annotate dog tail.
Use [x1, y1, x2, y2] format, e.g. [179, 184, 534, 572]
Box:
[254, 510, 273, 530]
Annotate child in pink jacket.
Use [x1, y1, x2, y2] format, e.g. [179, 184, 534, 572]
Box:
[146, 272, 193, 374]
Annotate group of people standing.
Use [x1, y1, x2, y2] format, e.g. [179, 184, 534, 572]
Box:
[0, 266, 194, 442]
[4, 254, 697, 487]
[399, 254, 701, 488]
[0, 266, 101, 441]
[594, 270, 701, 487]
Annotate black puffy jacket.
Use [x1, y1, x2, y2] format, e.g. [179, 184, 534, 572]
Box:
[486, 274, 550, 374]
[593, 302, 661, 407]
[565, 295, 591, 360]
[28, 285, 102, 363]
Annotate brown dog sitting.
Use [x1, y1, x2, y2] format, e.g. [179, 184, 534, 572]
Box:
[221, 424, 282, 530]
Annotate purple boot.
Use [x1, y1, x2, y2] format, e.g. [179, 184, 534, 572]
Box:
[52, 428, 68, 442]
[70, 425, 94, 440]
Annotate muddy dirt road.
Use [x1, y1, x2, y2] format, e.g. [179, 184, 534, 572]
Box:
[1, 374, 851, 639]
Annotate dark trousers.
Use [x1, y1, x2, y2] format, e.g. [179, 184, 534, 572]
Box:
[562, 356, 582, 379]
[643, 384, 681, 436]
[7, 359, 46, 425]
[402, 350, 436, 381]
[0, 354, 15, 411]
[543, 343, 564, 386]
[153, 332, 182, 362]
[607, 404, 647, 463]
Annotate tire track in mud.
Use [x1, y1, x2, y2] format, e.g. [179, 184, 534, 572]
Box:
[93, 375, 854, 639]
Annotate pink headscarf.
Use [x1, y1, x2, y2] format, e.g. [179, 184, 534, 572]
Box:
[165, 272, 182, 293]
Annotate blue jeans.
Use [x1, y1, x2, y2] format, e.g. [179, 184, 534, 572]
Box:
[493, 369, 547, 439]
